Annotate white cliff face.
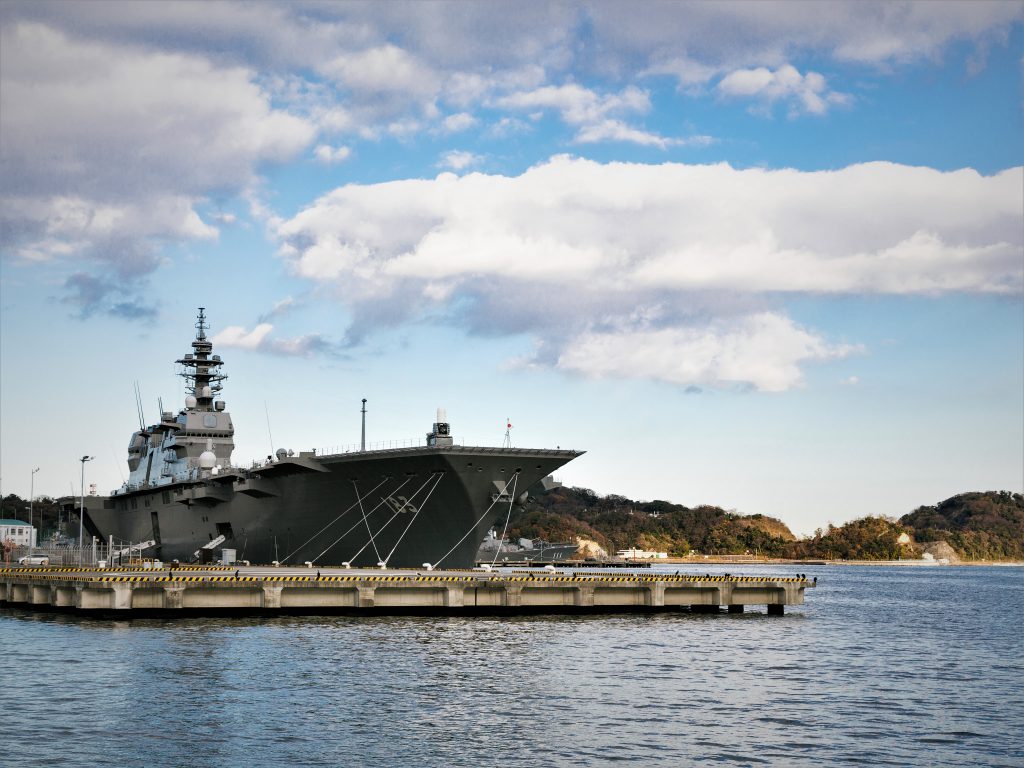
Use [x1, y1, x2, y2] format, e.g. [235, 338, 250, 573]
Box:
[922, 540, 960, 564]
[575, 537, 607, 559]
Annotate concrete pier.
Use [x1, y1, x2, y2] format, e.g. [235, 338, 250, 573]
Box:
[0, 566, 813, 617]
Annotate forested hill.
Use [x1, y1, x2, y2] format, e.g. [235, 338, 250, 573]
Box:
[899, 491, 1024, 560]
[505, 486, 797, 557]
[506, 488, 1024, 562]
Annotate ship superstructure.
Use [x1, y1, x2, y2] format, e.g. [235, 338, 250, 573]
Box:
[125, 309, 235, 489]
[82, 309, 583, 568]
[476, 530, 580, 563]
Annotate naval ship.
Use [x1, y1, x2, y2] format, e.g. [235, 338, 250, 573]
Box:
[476, 530, 580, 564]
[80, 309, 583, 568]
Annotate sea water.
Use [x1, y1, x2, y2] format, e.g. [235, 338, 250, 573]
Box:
[2, 564, 1021, 767]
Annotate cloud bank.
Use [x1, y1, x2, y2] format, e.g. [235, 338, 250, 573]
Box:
[0, 19, 314, 315]
[272, 156, 1022, 390]
[212, 323, 338, 357]
[2, 0, 1019, 334]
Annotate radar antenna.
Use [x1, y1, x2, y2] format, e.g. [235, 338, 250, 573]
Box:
[176, 307, 227, 409]
[195, 307, 208, 341]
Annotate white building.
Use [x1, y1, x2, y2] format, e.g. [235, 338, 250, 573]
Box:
[0, 519, 37, 548]
[618, 547, 668, 559]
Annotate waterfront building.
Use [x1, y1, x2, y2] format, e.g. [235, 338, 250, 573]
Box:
[618, 547, 668, 559]
[0, 519, 37, 548]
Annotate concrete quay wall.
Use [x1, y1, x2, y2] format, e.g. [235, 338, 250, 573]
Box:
[1, 568, 812, 616]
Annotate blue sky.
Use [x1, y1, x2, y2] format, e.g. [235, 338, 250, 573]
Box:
[1, 1, 1021, 535]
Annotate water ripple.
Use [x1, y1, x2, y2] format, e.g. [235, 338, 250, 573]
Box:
[2, 564, 1023, 767]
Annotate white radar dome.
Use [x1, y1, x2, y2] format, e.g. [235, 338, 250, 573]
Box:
[199, 451, 217, 469]
[201, 386, 212, 398]
[185, 395, 197, 408]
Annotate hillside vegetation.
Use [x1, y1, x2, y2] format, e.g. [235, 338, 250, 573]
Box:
[506, 487, 796, 557]
[506, 488, 1023, 562]
[899, 491, 1024, 560]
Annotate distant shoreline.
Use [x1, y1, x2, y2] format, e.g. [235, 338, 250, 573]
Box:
[641, 557, 1024, 568]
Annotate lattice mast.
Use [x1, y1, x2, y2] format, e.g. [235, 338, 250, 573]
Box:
[176, 307, 227, 412]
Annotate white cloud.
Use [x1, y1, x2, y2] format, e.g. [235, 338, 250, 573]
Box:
[0, 21, 315, 309]
[7, 2, 1018, 145]
[438, 151, 484, 171]
[1, 23, 314, 199]
[496, 83, 651, 125]
[575, 120, 715, 149]
[257, 295, 301, 323]
[212, 323, 274, 350]
[642, 56, 721, 88]
[313, 106, 355, 134]
[212, 322, 335, 357]
[443, 66, 547, 108]
[4, 2, 1020, 328]
[385, 118, 423, 137]
[272, 157, 1022, 388]
[3, 193, 217, 270]
[584, 1, 1022, 71]
[441, 112, 478, 133]
[314, 144, 352, 164]
[557, 313, 859, 392]
[495, 83, 690, 147]
[319, 44, 439, 99]
[487, 116, 533, 137]
[19, 2, 1016, 75]
[573, 120, 668, 148]
[717, 64, 850, 116]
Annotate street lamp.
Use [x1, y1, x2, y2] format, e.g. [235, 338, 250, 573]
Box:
[30, 467, 40, 547]
[79, 456, 94, 549]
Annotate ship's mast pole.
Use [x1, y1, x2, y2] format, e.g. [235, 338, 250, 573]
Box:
[361, 399, 367, 452]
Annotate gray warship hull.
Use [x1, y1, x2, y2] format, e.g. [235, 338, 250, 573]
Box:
[477, 543, 580, 564]
[83, 445, 580, 568]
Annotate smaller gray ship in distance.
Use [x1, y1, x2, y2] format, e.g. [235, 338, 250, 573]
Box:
[476, 529, 580, 564]
[81, 309, 583, 569]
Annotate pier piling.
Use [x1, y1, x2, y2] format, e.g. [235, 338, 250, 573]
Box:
[1, 566, 813, 617]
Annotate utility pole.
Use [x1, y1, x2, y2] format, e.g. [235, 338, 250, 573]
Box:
[30, 467, 39, 547]
[361, 399, 367, 452]
[79, 456, 93, 550]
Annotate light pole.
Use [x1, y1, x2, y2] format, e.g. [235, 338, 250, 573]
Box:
[79, 456, 93, 549]
[361, 399, 367, 452]
[30, 467, 39, 547]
